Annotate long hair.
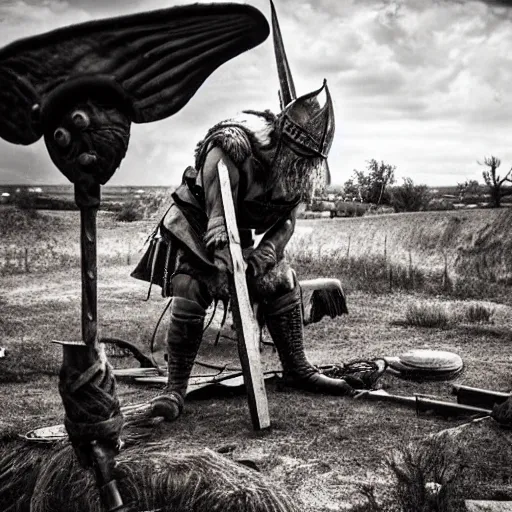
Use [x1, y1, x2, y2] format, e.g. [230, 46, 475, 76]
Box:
[269, 138, 326, 202]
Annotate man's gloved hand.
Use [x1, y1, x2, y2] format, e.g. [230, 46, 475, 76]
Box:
[206, 251, 231, 302]
[204, 216, 227, 250]
[246, 240, 277, 278]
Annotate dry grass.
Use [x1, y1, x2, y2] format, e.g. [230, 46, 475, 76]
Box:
[463, 302, 495, 324]
[403, 302, 452, 329]
[385, 436, 467, 512]
[0, 206, 154, 275]
[3, 205, 512, 302]
[288, 209, 512, 302]
[397, 300, 499, 330]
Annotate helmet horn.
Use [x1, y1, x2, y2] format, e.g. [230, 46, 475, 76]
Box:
[270, 0, 296, 109]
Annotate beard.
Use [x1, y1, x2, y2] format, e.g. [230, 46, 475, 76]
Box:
[270, 140, 327, 202]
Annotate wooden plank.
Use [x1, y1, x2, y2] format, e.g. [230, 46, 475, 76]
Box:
[217, 160, 271, 430]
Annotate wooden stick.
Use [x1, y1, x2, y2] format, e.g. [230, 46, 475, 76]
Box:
[217, 160, 271, 430]
[80, 204, 98, 346]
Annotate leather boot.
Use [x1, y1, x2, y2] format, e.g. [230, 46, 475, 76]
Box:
[263, 285, 355, 396]
[151, 297, 205, 421]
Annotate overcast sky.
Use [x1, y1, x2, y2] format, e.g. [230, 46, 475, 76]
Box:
[0, 0, 511, 187]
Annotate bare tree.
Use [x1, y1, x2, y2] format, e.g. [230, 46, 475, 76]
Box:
[479, 156, 512, 208]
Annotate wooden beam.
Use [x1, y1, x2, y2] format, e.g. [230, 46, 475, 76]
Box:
[217, 160, 271, 430]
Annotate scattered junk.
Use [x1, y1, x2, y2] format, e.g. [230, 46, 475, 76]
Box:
[0, 347, 6, 358]
[107, 342, 509, 423]
[363, 390, 492, 418]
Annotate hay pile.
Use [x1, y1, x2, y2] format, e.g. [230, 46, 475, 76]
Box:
[0, 441, 299, 512]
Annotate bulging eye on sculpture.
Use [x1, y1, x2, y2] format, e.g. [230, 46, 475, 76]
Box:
[71, 110, 90, 129]
[53, 127, 71, 147]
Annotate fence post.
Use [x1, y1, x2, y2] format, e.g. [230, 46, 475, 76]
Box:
[442, 252, 450, 292]
[408, 250, 414, 290]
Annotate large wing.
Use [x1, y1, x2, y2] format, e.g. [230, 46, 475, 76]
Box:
[0, 3, 269, 145]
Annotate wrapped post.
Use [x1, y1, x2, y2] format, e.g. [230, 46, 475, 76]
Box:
[45, 98, 131, 512]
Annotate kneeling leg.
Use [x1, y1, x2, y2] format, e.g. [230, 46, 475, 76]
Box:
[253, 261, 355, 396]
[151, 273, 210, 421]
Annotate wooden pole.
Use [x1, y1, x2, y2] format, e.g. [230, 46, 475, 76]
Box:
[217, 160, 271, 431]
[78, 186, 99, 345]
[65, 181, 128, 512]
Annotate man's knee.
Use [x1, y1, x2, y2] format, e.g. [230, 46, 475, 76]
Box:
[249, 259, 296, 302]
[171, 273, 210, 309]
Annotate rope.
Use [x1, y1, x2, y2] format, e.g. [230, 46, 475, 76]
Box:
[59, 359, 123, 468]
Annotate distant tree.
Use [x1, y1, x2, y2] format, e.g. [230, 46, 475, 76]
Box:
[456, 179, 481, 202]
[343, 160, 396, 205]
[479, 156, 512, 208]
[364, 159, 396, 205]
[343, 173, 363, 201]
[389, 178, 432, 212]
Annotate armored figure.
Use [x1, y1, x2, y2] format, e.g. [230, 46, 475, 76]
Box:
[132, 4, 356, 421]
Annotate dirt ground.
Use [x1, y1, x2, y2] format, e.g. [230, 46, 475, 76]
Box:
[2, 263, 512, 510]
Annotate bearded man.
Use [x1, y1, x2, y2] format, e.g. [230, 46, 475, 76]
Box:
[132, 3, 356, 421]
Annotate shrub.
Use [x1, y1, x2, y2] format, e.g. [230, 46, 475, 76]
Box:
[333, 200, 371, 217]
[389, 178, 432, 212]
[12, 189, 39, 216]
[115, 200, 144, 222]
[463, 302, 495, 324]
[404, 302, 452, 328]
[114, 192, 170, 222]
[386, 436, 466, 512]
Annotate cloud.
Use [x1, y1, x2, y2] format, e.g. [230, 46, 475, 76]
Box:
[0, 1, 92, 46]
[1, 0, 512, 187]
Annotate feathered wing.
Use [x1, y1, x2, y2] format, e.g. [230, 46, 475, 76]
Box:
[300, 278, 348, 325]
[0, 3, 269, 145]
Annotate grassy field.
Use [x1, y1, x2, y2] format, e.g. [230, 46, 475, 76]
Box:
[1, 206, 512, 510]
[288, 208, 512, 297]
[3, 205, 512, 297]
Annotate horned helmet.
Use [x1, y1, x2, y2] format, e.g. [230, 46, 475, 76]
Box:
[271, 1, 335, 162]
